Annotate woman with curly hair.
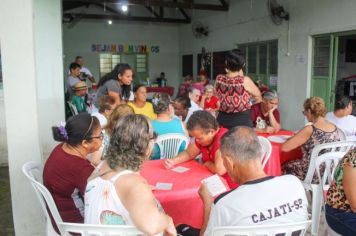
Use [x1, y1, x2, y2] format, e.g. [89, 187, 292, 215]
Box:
[85, 114, 176, 236]
[282, 97, 342, 182]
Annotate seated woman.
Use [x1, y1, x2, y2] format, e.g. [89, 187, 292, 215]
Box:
[199, 84, 220, 116]
[127, 84, 157, 120]
[325, 95, 356, 141]
[325, 148, 356, 235]
[165, 110, 237, 189]
[282, 97, 342, 182]
[43, 114, 102, 224]
[151, 93, 188, 160]
[85, 114, 176, 236]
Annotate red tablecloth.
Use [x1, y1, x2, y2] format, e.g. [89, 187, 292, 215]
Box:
[146, 86, 175, 97]
[258, 130, 303, 169]
[141, 159, 227, 228]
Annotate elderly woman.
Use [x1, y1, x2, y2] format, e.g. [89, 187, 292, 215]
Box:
[325, 148, 356, 235]
[282, 97, 342, 182]
[85, 114, 176, 236]
[43, 113, 103, 224]
[325, 95, 356, 141]
[151, 93, 188, 159]
[215, 49, 261, 129]
[96, 63, 133, 105]
[127, 84, 157, 120]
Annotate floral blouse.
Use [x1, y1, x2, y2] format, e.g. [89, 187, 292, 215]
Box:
[326, 148, 356, 211]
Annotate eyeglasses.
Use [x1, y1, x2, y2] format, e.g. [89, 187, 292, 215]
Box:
[89, 131, 104, 140]
[150, 132, 158, 141]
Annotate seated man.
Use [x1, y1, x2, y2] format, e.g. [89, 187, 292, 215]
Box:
[325, 95, 356, 141]
[199, 126, 308, 236]
[66, 62, 81, 96]
[165, 110, 236, 189]
[250, 90, 281, 133]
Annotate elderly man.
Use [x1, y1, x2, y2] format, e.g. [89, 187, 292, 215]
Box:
[186, 87, 202, 122]
[199, 126, 308, 236]
[74, 56, 96, 84]
[250, 90, 281, 133]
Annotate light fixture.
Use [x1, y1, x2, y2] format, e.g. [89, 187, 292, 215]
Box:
[121, 4, 128, 12]
[108, 19, 113, 25]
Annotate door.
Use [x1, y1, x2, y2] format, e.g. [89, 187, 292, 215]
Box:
[311, 35, 338, 111]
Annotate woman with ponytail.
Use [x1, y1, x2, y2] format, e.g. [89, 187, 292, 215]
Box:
[43, 113, 103, 225]
[96, 63, 133, 105]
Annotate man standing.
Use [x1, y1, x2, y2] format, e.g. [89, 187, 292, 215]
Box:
[75, 56, 96, 84]
[199, 126, 308, 236]
[250, 90, 281, 133]
[66, 62, 81, 96]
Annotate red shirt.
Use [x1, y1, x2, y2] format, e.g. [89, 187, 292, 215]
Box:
[195, 128, 237, 189]
[250, 103, 280, 127]
[204, 96, 219, 110]
[43, 144, 94, 224]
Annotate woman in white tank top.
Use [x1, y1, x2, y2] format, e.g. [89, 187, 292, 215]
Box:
[85, 114, 176, 236]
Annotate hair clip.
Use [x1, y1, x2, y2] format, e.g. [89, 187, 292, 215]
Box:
[58, 122, 68, 141]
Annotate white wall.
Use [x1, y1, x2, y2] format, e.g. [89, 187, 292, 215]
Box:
[0, 0, 64, 235]
[179, 0, 356, 130]
[62, 21, 181, 93]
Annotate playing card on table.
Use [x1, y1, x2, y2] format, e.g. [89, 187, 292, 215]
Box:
[171, 166, 190, 173]
[201, 174, 227, 197]
[155, 182, 173, 190]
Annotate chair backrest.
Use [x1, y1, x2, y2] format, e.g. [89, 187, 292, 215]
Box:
[212, 220, 311, 236]
[303, 140, 356, 184]
[67, 101, 78, 115]
[22, 161, 63, 235]
[58, 222, 143, 236]
[257, 136, 272, 168]
[155, 133, 189, 159]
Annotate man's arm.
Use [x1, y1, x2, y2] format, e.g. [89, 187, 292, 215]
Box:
[198, 183, 214, 236]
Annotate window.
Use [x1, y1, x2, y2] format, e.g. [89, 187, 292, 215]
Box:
[99, 53, 148, 82]
[237, 40, 278, 88]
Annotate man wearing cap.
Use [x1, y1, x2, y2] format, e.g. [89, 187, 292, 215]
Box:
[71, 81, 88, 113]
[250, 90, 281, 134]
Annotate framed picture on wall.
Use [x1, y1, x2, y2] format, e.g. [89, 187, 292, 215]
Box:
[345, 39, 356, 62]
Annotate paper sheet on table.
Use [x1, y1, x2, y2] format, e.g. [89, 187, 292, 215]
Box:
[201, 174, 227, 197]
[155, 182, 173, 190]
[267, 135, 291, 143]
[172, 166, 190, 173]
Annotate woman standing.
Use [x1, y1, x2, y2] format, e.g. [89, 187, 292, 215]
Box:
[128, 84, 157, 120]
[43, 114, 103, 224]
[96, 63, 133, 105]
[85, 114, 176, 236]
[215, 49, 261, 129]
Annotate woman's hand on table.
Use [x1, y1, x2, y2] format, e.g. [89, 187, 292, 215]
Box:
[265, 126, 275, 134]
[164, 158, 175, 169]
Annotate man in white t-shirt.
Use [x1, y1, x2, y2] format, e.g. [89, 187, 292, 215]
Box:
[186, 87, 202, 122]
[325, 95, 356, 141]
[74, 56, 96, 84]
[199, 126, 308, 236]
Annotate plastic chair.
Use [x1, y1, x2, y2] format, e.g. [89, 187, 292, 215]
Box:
[57, 222, 143, 236]
[315, 150, 351, 236]
[155, 133, 189, 159]
[257, 136, 272, 168]
[67, 101, 78, 115]
[212, 220, 311, 236]
[302, 141, 356, 235]
[22, 161, 62, 236]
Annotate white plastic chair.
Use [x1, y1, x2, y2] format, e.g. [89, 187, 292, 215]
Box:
[67, 101, 78, 115]
[302, 141, 356, 235]
[257, 136, 272, 168]
[212, 220, 311, 236]
[57, 222, 143, 236]
[155, 133, 189, 159]
[22, 161, 62, 236]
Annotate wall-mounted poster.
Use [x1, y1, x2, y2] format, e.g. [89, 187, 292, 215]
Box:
[345, 39, 356, 62]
